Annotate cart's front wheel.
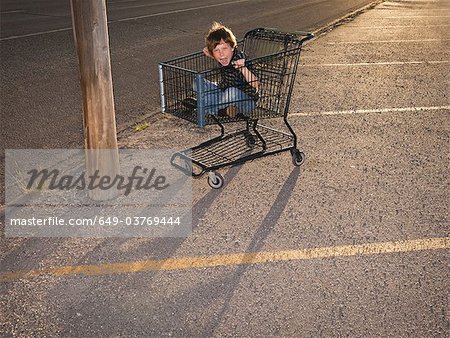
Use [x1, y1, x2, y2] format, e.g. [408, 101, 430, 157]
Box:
[207, 172, 224, 189]
[291, 149, 305, 166]
[245, 134, 256, 148]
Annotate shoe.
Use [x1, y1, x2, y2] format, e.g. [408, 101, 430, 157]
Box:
[218, 108, 228, 117]
[182, 97, 197, 111]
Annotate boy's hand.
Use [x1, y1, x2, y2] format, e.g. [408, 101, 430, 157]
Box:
[232, 59, 246, 69]
[202, 47, 214, 59]
[233, 58, 259, 90]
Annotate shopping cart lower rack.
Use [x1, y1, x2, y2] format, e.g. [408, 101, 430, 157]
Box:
[158, 28, 314, 188]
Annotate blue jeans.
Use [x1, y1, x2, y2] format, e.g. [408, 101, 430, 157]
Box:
[197, 78, 255, 116]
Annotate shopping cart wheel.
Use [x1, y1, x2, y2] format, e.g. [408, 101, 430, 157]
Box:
[207, 172, 224, 189]
[291, 149, 305, 166]
[245, 134, 256, 148]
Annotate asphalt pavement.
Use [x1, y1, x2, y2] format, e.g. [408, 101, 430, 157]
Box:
[1, 0, 449, 337]
[0, 0, 376, 150]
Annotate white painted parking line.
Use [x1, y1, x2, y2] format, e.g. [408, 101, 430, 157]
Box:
[290, 106, 450, 117]
[303, 61, 449, 67]
[117, 0, 252, 22]
[383, 16, 450, 18]
[381, 0, 443, 2]
[111, 0, 193, 10]
[327, 39, 449, 45]
[109, 0, 142, 3]
[0, 27, 73, 41]
[345, 25, 450, 28]
[0, 10, 25, 14]
[1, 0, 252, 40]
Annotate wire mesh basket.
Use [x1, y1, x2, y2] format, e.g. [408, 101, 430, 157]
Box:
[159, 28, 313, 127]
[159, 28, 313, 188]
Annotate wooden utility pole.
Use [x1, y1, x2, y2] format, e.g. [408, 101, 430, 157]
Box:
[71, 0, 120, 201]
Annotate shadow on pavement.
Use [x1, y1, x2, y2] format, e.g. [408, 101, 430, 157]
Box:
[202, 166, 301, 336]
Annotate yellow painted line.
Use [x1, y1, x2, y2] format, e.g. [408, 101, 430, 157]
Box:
[1, 237, 449, 282]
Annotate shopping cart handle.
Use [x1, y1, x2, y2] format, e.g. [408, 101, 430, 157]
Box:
[297, 31, 315, 43]
[295, 31, 315, 38]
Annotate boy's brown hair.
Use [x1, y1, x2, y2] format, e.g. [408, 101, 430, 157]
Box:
[205, 22, 237, 55]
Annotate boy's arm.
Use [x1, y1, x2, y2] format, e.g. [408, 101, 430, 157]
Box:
[233, 59, 259, 90]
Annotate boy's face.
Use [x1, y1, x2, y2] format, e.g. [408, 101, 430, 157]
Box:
[212, 39, 234, 66]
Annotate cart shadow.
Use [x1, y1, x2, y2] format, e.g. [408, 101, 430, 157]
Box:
[29, 165, 299, 336]
[59, 166, 301, 336]
[51, 165, 246, 334]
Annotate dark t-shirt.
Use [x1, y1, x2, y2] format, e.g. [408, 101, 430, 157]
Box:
[218, 49, 259, 101]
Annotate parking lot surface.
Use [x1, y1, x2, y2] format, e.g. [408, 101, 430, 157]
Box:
[1, 0, 449, 336]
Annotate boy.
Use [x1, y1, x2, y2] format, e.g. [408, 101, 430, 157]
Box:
[193, 22, 259, 118]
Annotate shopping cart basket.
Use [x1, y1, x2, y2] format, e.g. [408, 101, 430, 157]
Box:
[159, 28, 314, 188]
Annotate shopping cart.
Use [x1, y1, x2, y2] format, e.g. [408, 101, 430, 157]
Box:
[158, 28, 314, 188]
